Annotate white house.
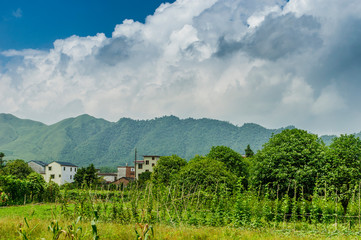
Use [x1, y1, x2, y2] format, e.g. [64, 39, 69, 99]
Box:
[135, 155, 160, 179]
[45, 161, 78, 185]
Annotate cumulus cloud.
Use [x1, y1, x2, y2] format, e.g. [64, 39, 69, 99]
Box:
[1, 0, 361, 134]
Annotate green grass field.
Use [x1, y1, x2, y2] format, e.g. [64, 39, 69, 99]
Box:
[1, 204, 361, 240]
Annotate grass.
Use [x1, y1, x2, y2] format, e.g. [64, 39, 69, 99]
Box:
[1, 204, 361, 239]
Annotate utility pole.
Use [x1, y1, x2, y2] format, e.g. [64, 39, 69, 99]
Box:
[134, 148, 137, 179]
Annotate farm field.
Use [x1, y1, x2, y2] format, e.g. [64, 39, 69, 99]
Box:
[1, 203, 361, 240]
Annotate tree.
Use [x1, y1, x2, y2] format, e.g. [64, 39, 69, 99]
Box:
[73, 164, 99, 187]
[244, 145, 254, 158]
[138, 171, 152, 187]
[0, 152, 5, 168]
[321, 134, 361, 214]
[2, 159, 34, 179]
[152, 155, 187, 185]
[27, 172, 46, 201]
[175, 155, 237, 191]
[251, 129, 326, 198]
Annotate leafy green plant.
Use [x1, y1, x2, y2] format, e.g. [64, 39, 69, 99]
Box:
[18, 217, 38, 240]
[135, 223, 154, 240]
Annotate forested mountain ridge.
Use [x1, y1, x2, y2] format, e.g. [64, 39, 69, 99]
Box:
[0, 113, 349, 167]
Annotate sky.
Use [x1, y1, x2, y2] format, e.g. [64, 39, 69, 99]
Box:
[1, 0, 361, 135]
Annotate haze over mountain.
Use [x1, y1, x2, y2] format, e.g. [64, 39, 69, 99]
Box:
[0, 113, 303, 167]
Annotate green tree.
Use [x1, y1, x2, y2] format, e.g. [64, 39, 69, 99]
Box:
[138, 171, 152, 187]
[152, 155, 187, 185]
[2, 159, 34, 179]
[73, 164, 99, 187]
[207, 146, 248, 179]
[244, 144, 254, 157]
[175, 155, 237, 191]
[251, 129, 326, 198]
[0, 152, 5, 168]
[321, 134, 361, 214]
[27, 172, 46, 201]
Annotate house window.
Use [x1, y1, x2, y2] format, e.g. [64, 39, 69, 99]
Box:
[152, 157, 155, 160]
[70, 167, 72, 171]
[75, 168, 77, 172]
[146, 160, 149, 165]
[48, 166, 52, 171]
[50, 174, 55, 179]
[63, 167, 65, 171]
[145, 170, 149, 172]
[70, 175, 72, 179]
[138, 164, 143, 169]
[152, 163, 155, 167]
[59, 174, 61, 178]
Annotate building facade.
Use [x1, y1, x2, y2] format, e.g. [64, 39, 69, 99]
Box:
[28, 160, 47, 175]
[45, 161, 78, 185]
[135, 155, 160, 179]
[117, 165, 135, 179]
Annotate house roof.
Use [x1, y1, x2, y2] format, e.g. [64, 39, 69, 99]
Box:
[53, 161, 78, 167]
[97, 173, 117, 176]
[28, 160, 48, 167]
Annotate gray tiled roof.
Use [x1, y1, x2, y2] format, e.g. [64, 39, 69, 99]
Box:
[54, 161, 78, 167]
[28, 160, 48, 167]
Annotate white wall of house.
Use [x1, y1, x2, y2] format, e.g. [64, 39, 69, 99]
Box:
[45, 162, 77, 185]
[135, 155, 160, 179]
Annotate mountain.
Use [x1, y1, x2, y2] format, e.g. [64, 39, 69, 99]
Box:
[0, 113, 295, 167]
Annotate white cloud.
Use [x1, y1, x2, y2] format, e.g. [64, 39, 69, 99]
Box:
[1, 0, 361, 134]
[12, 8, 22, 18]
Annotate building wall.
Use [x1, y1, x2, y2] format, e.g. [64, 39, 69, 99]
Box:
[135, 156, 160, 179]
[28, 162, 45, 174]
[117, 166, 135, 179]
[45, 162, 77, 185]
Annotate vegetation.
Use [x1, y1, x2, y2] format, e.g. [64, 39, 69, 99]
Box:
[73, 164, 99, 187]
[151, 155, 187, 185]
[0, 113, 293, 167]
[2, 127, 361, 239]
[251, 129, 326, 198]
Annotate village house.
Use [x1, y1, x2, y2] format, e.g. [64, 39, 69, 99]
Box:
[134, 155, 160, 179]
[27, 160, 47, 176]
[45, 161, 78, 185]
[117, 165, 135, 179]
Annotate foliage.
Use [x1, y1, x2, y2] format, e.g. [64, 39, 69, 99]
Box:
[74, 164, 99, 187]
[207, 146, 248, 178]
[321, 134, 361, 214]
[251, 129, 326, 198]
[244, 144, 254, 157]
[151, 155, 187, 185]
[2, 159, 34, 179]
[27, 172, 46, 202]
[175, 155, 237, 191]
[137, 171, 152, 187]
[0, 152, 5, 168]
[0, 114, 290, 167]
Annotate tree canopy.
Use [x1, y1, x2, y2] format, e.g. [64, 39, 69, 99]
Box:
[251, 129, 326, 197]
[175, 155, 237, 191]
[151, 155, 187, 185]
[2, 159, 33, 179]
[321, 134, 361, 213]
[207, 146, 248, 178]
[73, 164, 99, 187]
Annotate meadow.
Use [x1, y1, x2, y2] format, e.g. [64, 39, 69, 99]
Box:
[2, 183, 361, 240]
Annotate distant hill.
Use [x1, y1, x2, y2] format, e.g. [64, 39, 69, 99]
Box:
[0, 113, 343, 167]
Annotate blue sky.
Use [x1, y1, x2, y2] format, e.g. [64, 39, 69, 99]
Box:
[1, 0, 361, 135]
[0, 0, 175, 50]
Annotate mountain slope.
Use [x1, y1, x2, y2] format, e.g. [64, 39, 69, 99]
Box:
[0, 113, 313, 167]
